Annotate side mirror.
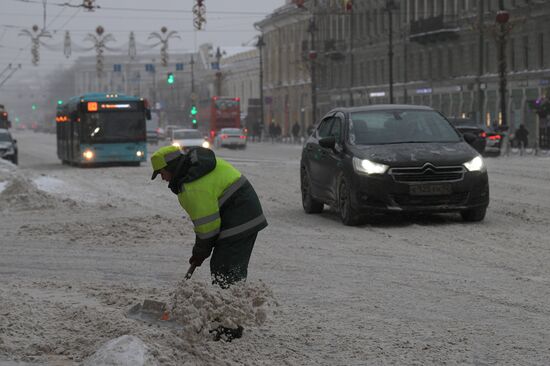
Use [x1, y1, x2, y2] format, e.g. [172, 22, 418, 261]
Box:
[463, 132, 477, 145]
[319, 136, 336, 149]
[145, 109, 152, 120]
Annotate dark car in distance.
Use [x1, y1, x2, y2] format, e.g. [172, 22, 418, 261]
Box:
[300, 105, 489, 225]
[0, 128, 18, 164]
[447, 117, 503, 156]
[446, 117, 487, 154]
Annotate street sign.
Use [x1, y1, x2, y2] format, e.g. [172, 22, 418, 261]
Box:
[145, 64, 155, 72]
[176, 63, 184, 71]
[113, 64, 122, 72]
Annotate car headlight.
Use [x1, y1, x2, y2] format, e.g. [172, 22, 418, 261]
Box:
[202, 141, 210, 148]
[136, 150, 144, 157]
[352, 157, 389, 175]
[82, 150, 94, 160]
[463, 156, 485, 172]
[172, 142, 181, 148]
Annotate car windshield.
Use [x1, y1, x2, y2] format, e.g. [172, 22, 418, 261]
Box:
[349, 110, 461, 145]
[173, 130, 202, 139]
[221, 129, 242, 135]
[0, 132, 11, 142]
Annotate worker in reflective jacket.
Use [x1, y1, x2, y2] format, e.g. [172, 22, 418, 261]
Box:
[151, 145, 268, 288]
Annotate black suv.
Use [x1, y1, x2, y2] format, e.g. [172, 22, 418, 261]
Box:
[300, 105, 489, 225]
[0, 128, 17, 164]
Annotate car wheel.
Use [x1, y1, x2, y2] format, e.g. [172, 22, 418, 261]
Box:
[338, 177, 361, 226]
[460, 206, 487, 222]
[301, 167, 323, 214]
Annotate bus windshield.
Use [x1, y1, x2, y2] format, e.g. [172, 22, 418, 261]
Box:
[82, 111, 145, 143]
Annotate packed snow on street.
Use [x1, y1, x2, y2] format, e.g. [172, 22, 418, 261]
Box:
[1, 131, 550, 365]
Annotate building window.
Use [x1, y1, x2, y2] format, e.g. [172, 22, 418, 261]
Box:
[448, 49, 454, 76]
[523, 35, 529, 70]
[485, 41, 490, 73]
[509, 38, 515, 71]
[538, 33, 544, 69]
[437, 49, 443, 79]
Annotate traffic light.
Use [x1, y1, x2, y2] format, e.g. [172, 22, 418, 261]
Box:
[167, 72, 175, 84]
[32, 104, 37, 110]
[57, 100, 63, 105]
[190, 104, 198, 127]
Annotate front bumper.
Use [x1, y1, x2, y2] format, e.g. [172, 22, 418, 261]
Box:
[0, 148, 16, 161]
[350, 171, 489, 214]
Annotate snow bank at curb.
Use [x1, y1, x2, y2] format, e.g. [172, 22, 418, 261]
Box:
[82, 335, 158, 366]
[0, 159, 80, 211]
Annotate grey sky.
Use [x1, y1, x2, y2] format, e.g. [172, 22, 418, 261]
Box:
[0, 0, 283, 71]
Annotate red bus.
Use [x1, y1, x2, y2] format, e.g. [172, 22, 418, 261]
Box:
[0, 104, 11, 129]
[198, 96, 241, 141]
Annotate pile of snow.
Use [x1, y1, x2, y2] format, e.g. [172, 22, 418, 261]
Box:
[0, 160, 79, 211]
[169, 280, 276, 340]
[83, 335, 158, 366]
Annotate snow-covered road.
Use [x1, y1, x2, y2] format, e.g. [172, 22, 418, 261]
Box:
[1, 131, 550, 365]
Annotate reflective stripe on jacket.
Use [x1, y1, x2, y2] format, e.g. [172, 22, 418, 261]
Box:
[177, 158, 267, 257]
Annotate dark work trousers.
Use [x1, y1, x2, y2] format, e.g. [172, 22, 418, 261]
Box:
[210, 232, 258, 288]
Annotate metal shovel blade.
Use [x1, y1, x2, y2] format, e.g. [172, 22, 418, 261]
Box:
[127, 299, 183, 330]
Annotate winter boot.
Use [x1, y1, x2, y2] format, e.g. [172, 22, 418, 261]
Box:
[210, 325, 244, 342]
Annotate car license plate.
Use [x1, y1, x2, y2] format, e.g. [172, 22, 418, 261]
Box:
[409, 184, 452, 196]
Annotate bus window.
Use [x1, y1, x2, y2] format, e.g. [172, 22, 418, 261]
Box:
[82, 109, 145, 143]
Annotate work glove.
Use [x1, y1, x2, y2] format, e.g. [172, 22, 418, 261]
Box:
[189, 254, 208, 267]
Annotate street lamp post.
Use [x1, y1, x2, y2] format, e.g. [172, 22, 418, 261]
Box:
[477, 0, 485, 126]
[386, 0, 397, 104]
[215, 47, 223, 96]
[256, 35, 266, 138]
[348, 1, 354, 106]
[307, 4, 318, 126]
[496, 3, 509, 129]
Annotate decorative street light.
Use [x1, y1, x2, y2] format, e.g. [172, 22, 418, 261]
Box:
[193, 0, 207, 30]
[148, 27, 180, 67]
[18, 25, 52, 66]
[84, 26, 115, 81]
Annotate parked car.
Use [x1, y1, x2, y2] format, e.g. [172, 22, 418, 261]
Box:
[300, 105, 489, 225]
[170, 129, 210, 151]
[214, 128, 247, 149]
[0, 128, 18, 164]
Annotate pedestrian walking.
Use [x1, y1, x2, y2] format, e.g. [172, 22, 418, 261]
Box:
[292, 121, 301, 144]
[515, 124, 529, 149]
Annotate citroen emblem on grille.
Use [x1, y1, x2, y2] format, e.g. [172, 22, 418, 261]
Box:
[421, 163, 437, 173]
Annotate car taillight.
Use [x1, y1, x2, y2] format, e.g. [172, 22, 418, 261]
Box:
[239, 135, 246, 139]
[488, 135, 501, 140]
[480, 132, 487, 138]
[221, 134, 228, 139]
